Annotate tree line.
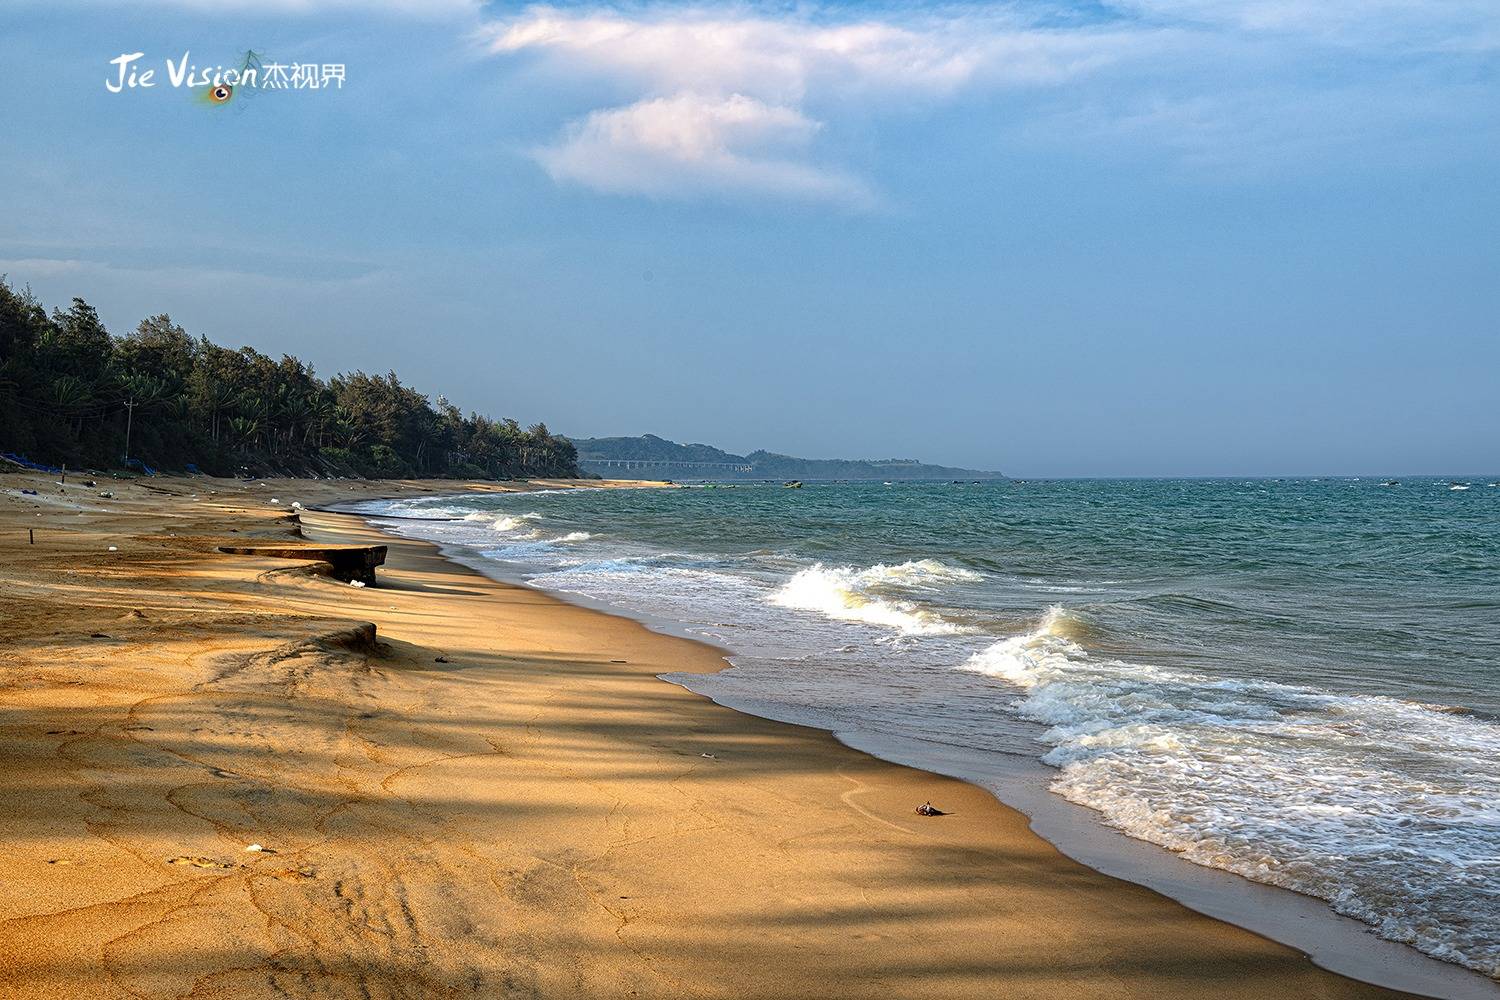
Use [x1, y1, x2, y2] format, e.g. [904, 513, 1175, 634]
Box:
[0, 279, 579, 479]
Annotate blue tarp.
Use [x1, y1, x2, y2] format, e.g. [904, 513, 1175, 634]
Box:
[0, 452, 63, 474]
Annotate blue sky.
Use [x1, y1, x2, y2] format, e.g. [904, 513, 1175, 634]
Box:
[1, 0, 1496, 476]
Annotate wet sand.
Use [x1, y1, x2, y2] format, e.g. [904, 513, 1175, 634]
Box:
[0, 472, 1415, 998]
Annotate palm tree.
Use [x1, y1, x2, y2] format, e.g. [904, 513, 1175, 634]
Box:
[196, 379, 239, 443]
[227, 416, 259, 450]
[50, 376, 93, 437]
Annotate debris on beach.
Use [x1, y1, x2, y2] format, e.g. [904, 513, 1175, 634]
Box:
[348, 579, 366, 587]
[107, 546, 118, 551]
[915, 801, 946, 816]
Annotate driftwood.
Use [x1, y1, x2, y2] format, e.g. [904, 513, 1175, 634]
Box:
[217, 544, 387, 585]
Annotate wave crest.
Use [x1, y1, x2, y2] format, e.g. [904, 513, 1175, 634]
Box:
[769, 561, 972, 635]
[464, 511, 543, 532]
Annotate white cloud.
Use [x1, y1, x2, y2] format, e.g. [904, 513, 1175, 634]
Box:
[481, 2, 1499, 202]
[486, 5, 1137, 205]
[535, 92, 874, 206]
[484, 7, 1127, 102]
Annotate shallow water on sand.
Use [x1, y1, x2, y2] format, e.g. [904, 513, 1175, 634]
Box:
[355, 478, 1500, 988]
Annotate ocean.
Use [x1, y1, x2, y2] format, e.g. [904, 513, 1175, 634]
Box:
[351, 477, 1500, 992]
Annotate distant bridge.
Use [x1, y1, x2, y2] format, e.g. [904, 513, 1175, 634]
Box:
[581, 458, 756, 473]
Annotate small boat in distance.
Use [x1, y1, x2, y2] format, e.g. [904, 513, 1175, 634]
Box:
[783, 480, 803, 488]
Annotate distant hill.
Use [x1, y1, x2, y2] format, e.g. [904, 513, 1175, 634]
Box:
[571, 434, 1004, 481]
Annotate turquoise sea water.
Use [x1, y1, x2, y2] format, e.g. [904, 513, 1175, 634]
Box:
[357, 478, 1500, 982]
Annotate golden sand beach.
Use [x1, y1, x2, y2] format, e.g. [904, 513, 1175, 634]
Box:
[0, 472, 1412, 999]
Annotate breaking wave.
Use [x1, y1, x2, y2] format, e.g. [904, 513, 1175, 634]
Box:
[464, 511, 543, 532]
[963, 606, 1500, 976]
[769, 561, 976, 635]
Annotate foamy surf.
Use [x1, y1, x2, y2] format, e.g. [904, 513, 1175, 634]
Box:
[964, 606, 1500, 977]
[769, 562, 973, 635]
[858, 558, 983, 586]
[465, 511, 543, 532]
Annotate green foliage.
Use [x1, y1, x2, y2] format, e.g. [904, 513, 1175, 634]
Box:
[0, 279, 579, 480]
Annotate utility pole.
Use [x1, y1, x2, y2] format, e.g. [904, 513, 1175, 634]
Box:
[124, 397, 137, 464]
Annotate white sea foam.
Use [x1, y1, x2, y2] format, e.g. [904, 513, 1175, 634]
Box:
[533, 560, 771, 636]
[464, 511, 543, 532]
[556, 531, 592, 542]
[371, 500, 475, 520]
[858, 558, 983, 586]
[769, 562, 973, 635]
[963, 607, 1500, 976]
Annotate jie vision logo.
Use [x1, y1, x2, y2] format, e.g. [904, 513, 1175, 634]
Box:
[106, 51, 344, 107]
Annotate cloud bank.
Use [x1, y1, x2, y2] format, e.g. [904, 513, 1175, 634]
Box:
[478, 1, 1500, 206]
[63, 0, 1499, 205]
[484, 6, 1139, 206]
[484, 8, 1125, 100]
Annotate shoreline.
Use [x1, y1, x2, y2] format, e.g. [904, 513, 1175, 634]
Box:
[0, 471, 1467, 998]
[349, 492, 1499, 1000]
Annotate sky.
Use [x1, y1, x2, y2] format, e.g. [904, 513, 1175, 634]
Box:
[1, 0, 1496, 477]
